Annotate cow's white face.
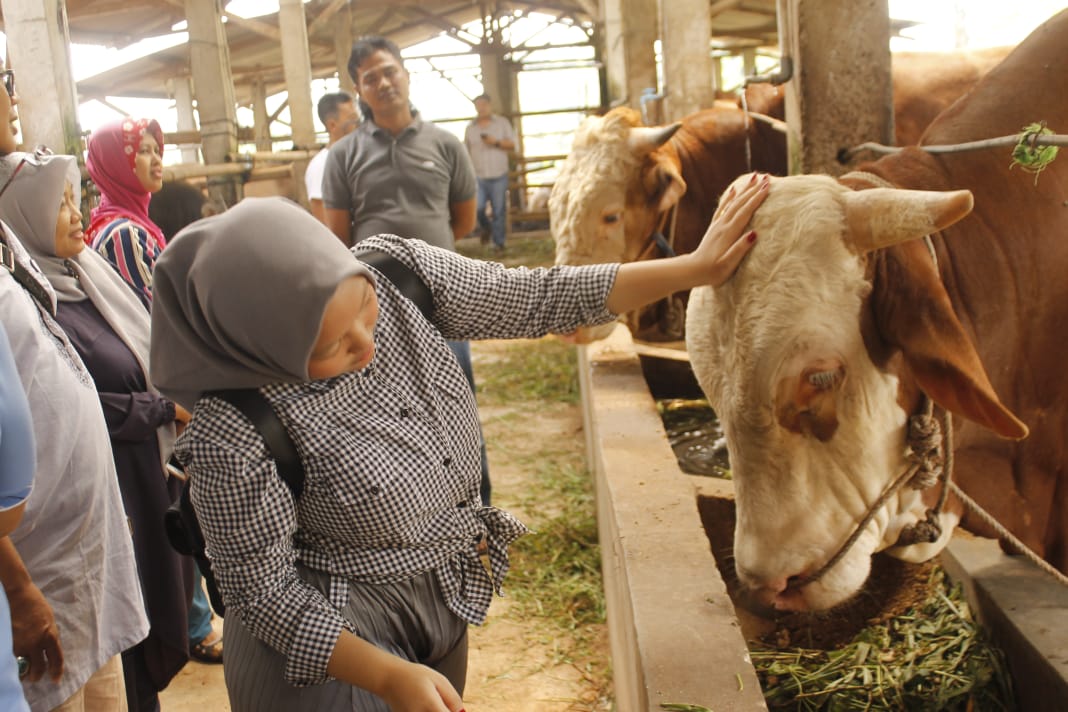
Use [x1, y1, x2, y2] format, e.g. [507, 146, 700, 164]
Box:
[551, 110, 683, 343]
[686, 173, 977, 612]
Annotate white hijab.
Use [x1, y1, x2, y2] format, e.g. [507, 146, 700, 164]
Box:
[0, 150, 176, 466]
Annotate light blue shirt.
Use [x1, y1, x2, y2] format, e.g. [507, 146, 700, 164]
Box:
[0, 323, 34, 712]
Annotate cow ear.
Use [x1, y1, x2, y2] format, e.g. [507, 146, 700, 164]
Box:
[871, 242, 1029, 440]
[842, 187, 973, 253]
[643, 157, 687, 213]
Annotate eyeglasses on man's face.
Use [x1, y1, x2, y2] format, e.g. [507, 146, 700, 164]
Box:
[1, 70, 14, 99]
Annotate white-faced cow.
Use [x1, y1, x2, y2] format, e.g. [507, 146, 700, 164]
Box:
[685, 10, 1067, 612]
[551, 48, 1010, 343]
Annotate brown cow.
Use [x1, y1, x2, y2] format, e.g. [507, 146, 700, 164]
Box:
[551, 47, 1010, 343]
[744, 46, 1011, 145]
[685, 10, 1067, 612]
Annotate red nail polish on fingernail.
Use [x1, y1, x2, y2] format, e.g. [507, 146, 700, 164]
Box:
[747, 231, 757, 243]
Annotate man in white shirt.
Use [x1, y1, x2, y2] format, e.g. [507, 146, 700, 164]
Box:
[463, 94, 515, 252]
[305, 92, 359, 224]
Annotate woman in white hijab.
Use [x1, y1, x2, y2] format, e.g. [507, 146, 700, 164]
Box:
[150, 180, 766, 711]
[0, 150, 193, 712]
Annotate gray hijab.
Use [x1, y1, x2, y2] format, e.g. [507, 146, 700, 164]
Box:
[0, 151, 84, 300]
[0, 150, 176, 465]
[150, 196, 374, 409]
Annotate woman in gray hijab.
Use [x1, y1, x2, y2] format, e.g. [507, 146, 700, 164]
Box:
[0, 150, 193, 712]
[150, 181, 766, 711]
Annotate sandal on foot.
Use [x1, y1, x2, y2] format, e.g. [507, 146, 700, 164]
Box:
[190, 630, 223, 664]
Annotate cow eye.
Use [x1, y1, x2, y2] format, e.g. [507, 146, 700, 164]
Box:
[603, 213, 621, 224]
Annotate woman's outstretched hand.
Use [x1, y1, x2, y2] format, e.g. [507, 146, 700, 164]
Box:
[690, 171, 770, 287]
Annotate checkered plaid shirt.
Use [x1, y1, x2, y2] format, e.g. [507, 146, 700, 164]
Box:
[175, 234, 619, 686]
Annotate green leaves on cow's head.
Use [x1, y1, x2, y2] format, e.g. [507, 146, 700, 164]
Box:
[1010, 121, 1059, 184]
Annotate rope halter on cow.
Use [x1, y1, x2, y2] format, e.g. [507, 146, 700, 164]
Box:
[634, 205, 687, 339]
[797, 395, 953, 587]
[640, 202, 679, 259]
[798, 171, 1068, 589]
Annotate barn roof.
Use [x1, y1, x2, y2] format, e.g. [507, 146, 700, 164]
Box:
[4, 0, 785, 104]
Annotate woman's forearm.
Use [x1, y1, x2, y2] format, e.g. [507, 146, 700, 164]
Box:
[605, 254, 705, 315]
[327, 629, 462, 710]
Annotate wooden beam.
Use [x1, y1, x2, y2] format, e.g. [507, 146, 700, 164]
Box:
[307, 0, 349, 36]
[222, 11, 282, 41]
[268, 98, 290, 124]
[401, 5, 478, 46]
[709, 0, 745, 17]
[92, 96, 133, 118]
[366, 7, 397, 36]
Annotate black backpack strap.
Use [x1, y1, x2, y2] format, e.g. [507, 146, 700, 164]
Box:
[211, 388, 305, 498]
[1, 233, 54, 313]
[358, 249, 434, 322]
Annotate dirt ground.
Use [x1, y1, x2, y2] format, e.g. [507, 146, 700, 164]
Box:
[159, 338, 612, 711]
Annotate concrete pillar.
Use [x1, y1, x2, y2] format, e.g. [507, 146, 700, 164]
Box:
[1, 0, 81, 156]
[659, 0, 714, 120]
[601, 0, 658, 109]
[171, 76, 200, 163]
[278, 0, 316, 149]
[478, 51, 514, 121]
[185, 0, 240, 206]
[334, 2, 355, 93]
[251, 76, 272, 152]
[777, 0, 892, 175]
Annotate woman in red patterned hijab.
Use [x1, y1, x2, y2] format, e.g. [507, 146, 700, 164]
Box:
[85, 117, 167, 307]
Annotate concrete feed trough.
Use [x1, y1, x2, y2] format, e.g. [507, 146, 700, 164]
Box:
[578, 324, 1068, 712]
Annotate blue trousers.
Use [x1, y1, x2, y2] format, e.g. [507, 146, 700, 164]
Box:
[476, 175, 508, 248]
[188, 566, 214, 644]
[446, 340, 491, 505]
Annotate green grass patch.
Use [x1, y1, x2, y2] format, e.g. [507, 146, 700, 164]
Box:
[506, 458, 606, 644]
[476, 339, 580, 406]
[456, 231, 557, 268]
[479, 336, 606, 668]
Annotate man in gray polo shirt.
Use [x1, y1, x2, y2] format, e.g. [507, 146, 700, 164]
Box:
[322, 35, 493, 505]
[322, 37, 475, 250]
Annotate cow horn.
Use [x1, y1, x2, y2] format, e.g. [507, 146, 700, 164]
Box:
[747, 112, 788, 134]
[627, 123, 682, 154]
[842, 188, 974, 253]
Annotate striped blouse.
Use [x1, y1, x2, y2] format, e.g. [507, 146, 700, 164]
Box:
[91, 217, 162, 307]
[175, 234, 620, 686]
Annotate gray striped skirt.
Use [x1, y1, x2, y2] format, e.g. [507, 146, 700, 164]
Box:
[223, 565, 469, 711]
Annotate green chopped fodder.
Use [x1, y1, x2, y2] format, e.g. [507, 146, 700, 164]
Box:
[751, 567, 1014, 711]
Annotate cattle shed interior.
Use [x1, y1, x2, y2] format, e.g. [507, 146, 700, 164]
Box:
[0, 2, 1065, 710]
[0, 0, 928, 210]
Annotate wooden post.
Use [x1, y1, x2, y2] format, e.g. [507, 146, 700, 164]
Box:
[658, 0, 714, 121]
[777, 0, 893, 175]
[251, 76, 272, 152]
[601, 0, 658, 109]
[278, 0, 316, 149]
[184, 0, 240, 206]
[334, 1, 355, 93]
[170, 76, 200, 163]
[1, 0, 81, 156]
